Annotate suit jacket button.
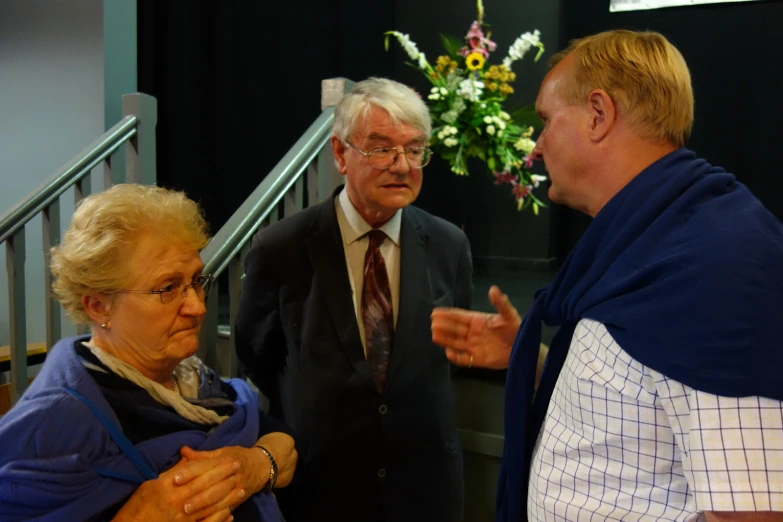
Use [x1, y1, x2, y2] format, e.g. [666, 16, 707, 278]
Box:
[377, 468, 386, 478]
[379, 404, 388, 414]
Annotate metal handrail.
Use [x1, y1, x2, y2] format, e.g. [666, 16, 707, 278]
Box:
[201, 108, 335, 277]
[1, 92, 156, 407]
[194, 78, 352, 378]
[0, 116, 137, 243]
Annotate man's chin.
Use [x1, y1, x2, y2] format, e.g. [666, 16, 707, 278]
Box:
[381, 191, 417, 208]
[547, 186, 563, 205]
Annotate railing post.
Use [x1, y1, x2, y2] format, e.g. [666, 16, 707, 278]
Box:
[104, 152, 116, 190]
[6, 229, 28, 404]
[75, 176, 92, 205]
[226, 255, 243, 378]
[306, 162, 319, 208]
[321, 78, 354, 112]
[42, 202, 62, 349]
[198, 278, 220, 369]
[317, 78, 353, 203]
[123, 93, 158, 185]
[74, 179, 92, 338]
[284, 176, 304, 218]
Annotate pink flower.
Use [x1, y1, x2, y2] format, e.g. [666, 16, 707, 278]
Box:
[493, 171, 518, 185]
[461, 21, 494, 58]
[461, 45, 489, 59]
[523, 155, 534, 169]
[511, 181, 532, 201]
[466, 21, 484, 40]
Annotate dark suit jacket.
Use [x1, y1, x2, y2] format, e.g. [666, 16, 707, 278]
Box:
[235, 189, 473, 522]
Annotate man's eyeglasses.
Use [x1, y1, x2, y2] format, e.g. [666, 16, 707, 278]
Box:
[116, 274, 214, 305]
[346, 142, 432, 170]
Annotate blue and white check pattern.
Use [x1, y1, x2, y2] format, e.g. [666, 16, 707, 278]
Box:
[527, 319, 783, 521]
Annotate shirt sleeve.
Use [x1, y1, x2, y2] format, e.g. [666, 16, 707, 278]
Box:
[654, 374, 783, 512]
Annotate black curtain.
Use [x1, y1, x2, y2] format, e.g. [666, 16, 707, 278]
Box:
[551, 0, 783, 261]
[138, 0, 563, 264]
[138, 0, 396, 233]
[139, 0, 782, 263]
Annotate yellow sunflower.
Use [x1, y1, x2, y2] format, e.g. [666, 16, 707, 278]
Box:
[465, 52, 485, 71]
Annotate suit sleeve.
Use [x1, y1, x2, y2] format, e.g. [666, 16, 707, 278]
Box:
[455, 233, 473, 310]
[235, 232, 285, 403]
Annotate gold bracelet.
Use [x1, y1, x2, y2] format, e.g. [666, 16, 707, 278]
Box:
[252, 444, 278, 490]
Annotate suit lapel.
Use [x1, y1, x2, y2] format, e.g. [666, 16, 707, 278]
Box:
[305, 195, 373, 386]
[387, 208, 430, 388]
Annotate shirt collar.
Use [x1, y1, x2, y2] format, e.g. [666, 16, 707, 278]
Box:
[338, 187, 401, 246]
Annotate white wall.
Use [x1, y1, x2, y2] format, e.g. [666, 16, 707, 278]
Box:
[0, 0, 105, 345]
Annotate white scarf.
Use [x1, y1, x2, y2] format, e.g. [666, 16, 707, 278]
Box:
[82, 340, 229, 426]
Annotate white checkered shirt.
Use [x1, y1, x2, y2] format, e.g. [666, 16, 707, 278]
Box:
[527, 319, 783, 521]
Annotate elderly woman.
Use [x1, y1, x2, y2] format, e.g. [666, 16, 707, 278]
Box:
[0, 184, 297, 521]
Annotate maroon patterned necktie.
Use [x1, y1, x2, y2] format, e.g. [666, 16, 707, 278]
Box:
[362, 229, 394, 392]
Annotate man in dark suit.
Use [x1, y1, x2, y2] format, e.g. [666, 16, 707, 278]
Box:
[235, 77, 473, 522]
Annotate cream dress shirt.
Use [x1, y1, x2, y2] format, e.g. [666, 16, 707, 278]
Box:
[334, 188, 401, 356]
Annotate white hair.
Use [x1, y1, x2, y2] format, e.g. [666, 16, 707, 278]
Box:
[332, 77, 431, 143]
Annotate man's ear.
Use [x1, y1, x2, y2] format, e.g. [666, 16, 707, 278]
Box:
[587, 89, 616, 142]
[81, 294, 113, 326]
[330, 136, 348, 175]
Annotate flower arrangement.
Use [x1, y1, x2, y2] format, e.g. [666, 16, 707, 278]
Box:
[385, 0, 547, 212]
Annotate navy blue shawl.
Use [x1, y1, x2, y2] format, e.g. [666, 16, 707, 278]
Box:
[0, 336, 281, 521]
[496, 149, 783, 521]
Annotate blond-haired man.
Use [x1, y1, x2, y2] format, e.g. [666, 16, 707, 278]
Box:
[432, 30, 783, 522]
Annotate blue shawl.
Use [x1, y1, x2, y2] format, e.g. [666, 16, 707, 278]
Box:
[496, 149, 783, 521]
[0, 336, 280, 521]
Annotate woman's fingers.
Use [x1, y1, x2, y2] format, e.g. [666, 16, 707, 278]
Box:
[180, 445, 220, 462]
[190, 485, 247, 521]
[168, 456, 240, 488]
[183, 474, 238, 515]
[199, 506, 234, 522]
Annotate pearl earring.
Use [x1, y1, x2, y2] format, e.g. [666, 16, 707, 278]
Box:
[100, 323, 109, 330]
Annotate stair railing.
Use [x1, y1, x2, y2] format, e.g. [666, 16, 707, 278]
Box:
[0, 93, 157, 404]
[198, 78, 353, 377]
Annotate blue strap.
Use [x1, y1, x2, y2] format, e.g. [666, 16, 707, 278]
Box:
[64, 387, 158, 481]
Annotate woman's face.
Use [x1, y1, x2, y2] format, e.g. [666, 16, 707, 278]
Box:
[97, 231, 207, 380]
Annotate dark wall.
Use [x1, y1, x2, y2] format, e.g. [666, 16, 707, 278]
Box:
[552, 0, 783, 260]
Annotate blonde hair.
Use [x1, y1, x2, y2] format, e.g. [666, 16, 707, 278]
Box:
[50, 184, 210, 324]
[333, 77, 432, 143]
[550, 30, 694, 147]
